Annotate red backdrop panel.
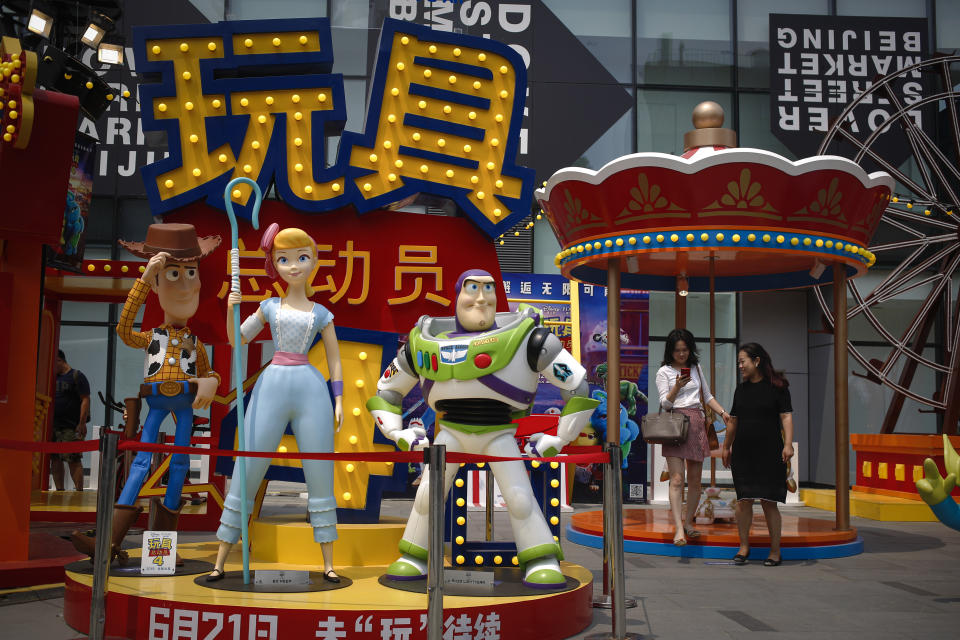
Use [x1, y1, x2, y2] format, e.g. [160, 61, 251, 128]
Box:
[139, 201, 508, 344]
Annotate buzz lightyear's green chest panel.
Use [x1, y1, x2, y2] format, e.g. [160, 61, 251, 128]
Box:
[410, 319, 533, 382]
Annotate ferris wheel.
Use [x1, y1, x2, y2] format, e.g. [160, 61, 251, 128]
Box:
[814, 54, 960, 433]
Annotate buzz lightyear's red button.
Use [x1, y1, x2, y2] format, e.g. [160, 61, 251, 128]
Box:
[474, 353, 492, 368]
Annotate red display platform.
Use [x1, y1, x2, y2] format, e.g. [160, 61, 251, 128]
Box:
[0, 531, 84, 589]
[64, 543, 593, 640]
[567, 508, 863, 560]
[572, 508, 856, 547]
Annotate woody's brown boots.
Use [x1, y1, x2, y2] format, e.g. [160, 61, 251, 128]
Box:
[71, 503, 143, 565]
[149, 497, 186, 566]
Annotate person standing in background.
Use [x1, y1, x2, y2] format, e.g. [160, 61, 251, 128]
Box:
[51, 349, 90, 491]
[722, 342, 794, 566]
[655, 329, 730, 545]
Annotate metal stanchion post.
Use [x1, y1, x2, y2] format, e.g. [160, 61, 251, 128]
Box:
[427, 445, 446, 640]
[89, 430, 119, 640]
[485, 467, 494, 541]
[586, 443, 640, 640]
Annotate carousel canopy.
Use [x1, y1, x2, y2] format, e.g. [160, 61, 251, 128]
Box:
[537, 104, 894, 293]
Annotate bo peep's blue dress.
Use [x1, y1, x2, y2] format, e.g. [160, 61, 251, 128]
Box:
[217, 297, 338, 545]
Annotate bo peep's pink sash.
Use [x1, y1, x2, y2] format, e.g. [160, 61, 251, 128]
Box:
[271, 351, 310, 366]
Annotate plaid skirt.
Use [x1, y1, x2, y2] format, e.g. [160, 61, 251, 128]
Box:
[661, 407, 710, 462]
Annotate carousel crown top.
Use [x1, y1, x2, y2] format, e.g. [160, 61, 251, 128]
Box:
[536, 102, 894, 293]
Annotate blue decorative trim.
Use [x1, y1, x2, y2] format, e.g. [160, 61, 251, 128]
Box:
[135, 19, 349, 220]
[565, 524, 864, 559]
[412, 56, 493, 79]
[558, 228, 872, 291]
[560, 229, 869, 267]
[448, 463, 563, 566]
[135, 18, 533, 239]
[401, 113, 486, 141]
[340, 19, 534, 239]
[408, 83, 491, 110]
[398, 145, 480, 170]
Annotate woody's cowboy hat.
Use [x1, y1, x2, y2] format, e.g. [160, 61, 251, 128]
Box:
[119, 223, 221, 261]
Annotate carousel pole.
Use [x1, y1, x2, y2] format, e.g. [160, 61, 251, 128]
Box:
[603, 258, 638, 640]
[676, 274, 687, 329]
[709, 255, 717, 486]
[833, 264, 851, 531]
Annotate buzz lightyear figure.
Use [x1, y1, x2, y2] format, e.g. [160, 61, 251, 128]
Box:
[367, 269, 599, 588]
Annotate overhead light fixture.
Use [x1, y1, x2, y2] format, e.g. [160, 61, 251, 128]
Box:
[82, 24, 106, 48]
[81, 13, 114, 49]
[677, 274, 689, 297]
[27, 8, 53, 39]
[98, 42, 123, 65]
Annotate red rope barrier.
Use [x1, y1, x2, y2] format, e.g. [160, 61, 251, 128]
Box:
[0, 438, 99, 453]
[0, 438, 610, 465]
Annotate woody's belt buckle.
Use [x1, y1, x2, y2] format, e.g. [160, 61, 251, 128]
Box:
[158, 381, 183, 397]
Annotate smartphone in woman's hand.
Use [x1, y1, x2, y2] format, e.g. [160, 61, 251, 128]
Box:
[680, 367, 690, 378]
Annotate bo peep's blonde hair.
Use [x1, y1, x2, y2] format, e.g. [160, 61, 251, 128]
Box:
[272, 227, 317, 297]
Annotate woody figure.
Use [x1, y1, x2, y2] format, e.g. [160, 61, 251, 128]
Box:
[72, 223, 221, 564]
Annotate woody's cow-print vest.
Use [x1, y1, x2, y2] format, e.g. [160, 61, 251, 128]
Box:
[145, 328, 198, 378]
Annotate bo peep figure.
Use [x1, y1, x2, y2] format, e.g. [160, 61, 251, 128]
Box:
[207, 224, 344, 583]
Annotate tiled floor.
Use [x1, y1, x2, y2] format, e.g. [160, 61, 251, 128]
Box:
[4, 495, 958, 640]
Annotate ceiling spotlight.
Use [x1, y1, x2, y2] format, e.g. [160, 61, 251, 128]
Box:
[82, 13, 114, 49]
[27, 9, 54, 39]
[98, 42, 124, 65]
[677, 274, 689, 297]
[82, 24, 106, 48]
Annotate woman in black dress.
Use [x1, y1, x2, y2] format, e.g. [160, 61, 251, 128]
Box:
[721, 343, 794, 566]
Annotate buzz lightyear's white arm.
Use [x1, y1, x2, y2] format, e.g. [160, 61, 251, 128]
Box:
[365, 344, 429, 451]
[524, 329, 600, 458]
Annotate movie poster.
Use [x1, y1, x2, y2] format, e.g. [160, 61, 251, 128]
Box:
[503, 273, 572, 415]
[577, 283, 650, 503]
[48, 133, 96, 272]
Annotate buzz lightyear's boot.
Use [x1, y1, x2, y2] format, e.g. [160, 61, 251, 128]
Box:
[519, 542, 566, 589]
[386, 541, 428, 580]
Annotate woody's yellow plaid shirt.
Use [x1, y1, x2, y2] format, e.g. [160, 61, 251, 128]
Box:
[117, 278, 221, 385]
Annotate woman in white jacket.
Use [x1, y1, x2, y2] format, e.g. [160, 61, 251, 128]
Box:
[656, 328, 729, 545]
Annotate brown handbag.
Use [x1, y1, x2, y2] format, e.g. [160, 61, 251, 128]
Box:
[698, 365, 721, 451]
[641, 409, 689, 446]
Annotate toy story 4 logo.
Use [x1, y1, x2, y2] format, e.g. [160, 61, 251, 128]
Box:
[135, 17, 534, 238]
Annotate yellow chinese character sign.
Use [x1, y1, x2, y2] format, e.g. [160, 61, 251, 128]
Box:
[136, 18, 534, 238]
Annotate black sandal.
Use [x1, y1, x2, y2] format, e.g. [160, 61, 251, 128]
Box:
[733, 552, 749, 565]
[205, 568, 226, 582]
[763, 557, 782, 567]
[323, 569, 341, 583]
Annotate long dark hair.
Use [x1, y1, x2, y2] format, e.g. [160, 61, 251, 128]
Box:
[661, 328, 700, 367]
[739, 342, 789, 388]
